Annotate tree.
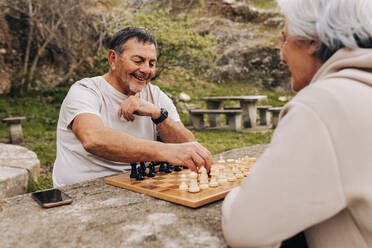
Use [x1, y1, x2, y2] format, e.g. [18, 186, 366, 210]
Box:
[0, 0, 116, 95]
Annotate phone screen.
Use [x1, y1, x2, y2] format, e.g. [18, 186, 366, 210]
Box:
[31, 189, 72, 208]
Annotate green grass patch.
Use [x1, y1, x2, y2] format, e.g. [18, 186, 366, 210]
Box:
[251, 0, 278, 9]
[193, 130, 273, 155]
[26, 174, 53, 193]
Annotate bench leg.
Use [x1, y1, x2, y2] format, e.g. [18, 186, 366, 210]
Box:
[271, 113, 280, 129]
[259, 110, 269, 126]
[241, 102, 257, 128]
[226, 114, 241, 131]
[8, 123, 24, 144]
[190, 114, 204, 129]
[206, 101, 222, 127]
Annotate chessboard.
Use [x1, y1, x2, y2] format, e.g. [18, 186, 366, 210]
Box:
[104, 169, 242, 208]
[104, 158, 255, 208]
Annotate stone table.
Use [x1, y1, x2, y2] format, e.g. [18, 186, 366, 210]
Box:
[0, 144, 268, 248]
[199, 96, 267, 128]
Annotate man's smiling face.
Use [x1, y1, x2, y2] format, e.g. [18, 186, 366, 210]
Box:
[114, 37, 157, 95]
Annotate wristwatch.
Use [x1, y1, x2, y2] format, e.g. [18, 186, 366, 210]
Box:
[152, 108, 168, 124]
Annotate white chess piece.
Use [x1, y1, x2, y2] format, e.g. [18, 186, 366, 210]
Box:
[209, 176, 218, 187]
[198, 167, 209, 189]
[226, 168, 237, 182]
[217, 167, 227, 184]
[179, 174, 188, 191]
[188, 172, 200, 193]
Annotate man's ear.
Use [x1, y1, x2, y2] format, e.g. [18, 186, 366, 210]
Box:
[308, 40, 320, 55]
[107, 50, 117, 71]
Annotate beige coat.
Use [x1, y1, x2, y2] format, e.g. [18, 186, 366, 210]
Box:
[222, 48, 372, 248]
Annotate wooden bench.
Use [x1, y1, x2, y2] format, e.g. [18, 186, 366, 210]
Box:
[2, 117, 26, 144]
[268, 107, 282, 129]
[257, 106, 272, 126]
[189, 109, 242, 130]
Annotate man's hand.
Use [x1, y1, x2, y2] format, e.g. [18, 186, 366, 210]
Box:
[163, 142, 214, 172]
[118, 96, 160, 121]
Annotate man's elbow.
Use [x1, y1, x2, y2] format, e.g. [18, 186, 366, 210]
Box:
[80, 133, 101, 154]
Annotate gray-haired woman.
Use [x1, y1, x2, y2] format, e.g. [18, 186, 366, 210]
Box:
[222, 0, 372, 247]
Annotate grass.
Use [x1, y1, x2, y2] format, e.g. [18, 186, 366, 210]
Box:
[251, 0, 278, 9]
[193, 130, 272, 155]
[0, 73, 294, 192]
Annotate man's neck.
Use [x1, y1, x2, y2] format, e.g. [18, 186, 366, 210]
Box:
[103, 72, 133, 96]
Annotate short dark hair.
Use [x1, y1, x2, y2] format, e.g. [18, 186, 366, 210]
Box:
[109, 26, 157, 55]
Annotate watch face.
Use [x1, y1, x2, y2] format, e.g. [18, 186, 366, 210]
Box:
[161, 108, 168, 117]
[153, 108, 168, 124]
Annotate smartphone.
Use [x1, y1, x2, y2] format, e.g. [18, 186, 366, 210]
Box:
[31, 188, 73, 208]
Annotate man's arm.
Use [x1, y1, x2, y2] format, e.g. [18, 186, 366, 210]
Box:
[154, 111, 195, 143]
[72, 113, 212, 171]
[118, 95, 195, 143]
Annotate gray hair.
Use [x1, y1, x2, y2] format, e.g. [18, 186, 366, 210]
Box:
[276, 0, 372, 62]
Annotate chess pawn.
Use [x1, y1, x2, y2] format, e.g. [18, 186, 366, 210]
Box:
[179, 174, 188, 191]
[217, 167, 227, 184]
[188, 172, 200, 193]
[209, 176, 218, 187]
[226, 169, 236, 182]
[232, 163, 240, 174]
[235, 170, 244, 179]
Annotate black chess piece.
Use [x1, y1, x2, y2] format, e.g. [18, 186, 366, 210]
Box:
[173, 165, 182, 171]
[164, 162, 172, 173]
[136, 171, 144, 180]
[130, 163, 138, 178]
[147, 162, 156, 177]
[159, 162, 166, 172]
[139, 162, 147, 176]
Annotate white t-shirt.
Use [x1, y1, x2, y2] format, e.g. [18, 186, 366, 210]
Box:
[53, 76, 180, 187]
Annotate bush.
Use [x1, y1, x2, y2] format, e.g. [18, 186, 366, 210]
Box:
[90, 9, 218, 79]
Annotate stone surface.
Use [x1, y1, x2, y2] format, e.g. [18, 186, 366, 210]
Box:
[0, 143, 40, 182]
[0, 144, 268, 248]
[0, 167, 28, 199]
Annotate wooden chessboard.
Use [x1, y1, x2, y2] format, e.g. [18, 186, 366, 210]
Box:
[104, 169, 244, 208]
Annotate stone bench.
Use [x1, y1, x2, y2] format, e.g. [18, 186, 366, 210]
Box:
[2, 117, 26, 144]
[257, 106, 272, 126]
[189, 109, 242, 130]
[0, 143, 40, 199]
[268, 107, 283, 129]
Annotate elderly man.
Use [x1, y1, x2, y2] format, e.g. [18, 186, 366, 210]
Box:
[53, 26, 212, 187]
[222, 0, 372, 247]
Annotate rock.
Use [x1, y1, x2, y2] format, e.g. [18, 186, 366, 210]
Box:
[0, 167, 28, 199]
[278, 96, 288, 102]
[263, 17, 285, 28]
[179, 92, 191, 102]
[0, 144, 40, 183]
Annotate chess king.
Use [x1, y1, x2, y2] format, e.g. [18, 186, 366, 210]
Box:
[53, 26, 213, 187]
